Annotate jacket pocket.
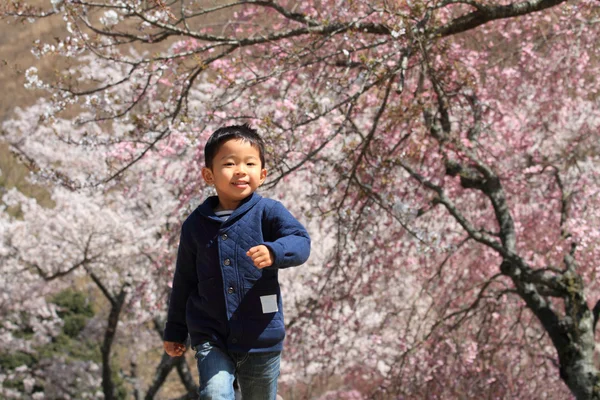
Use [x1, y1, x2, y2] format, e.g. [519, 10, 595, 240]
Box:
[238, 283, 282, 320]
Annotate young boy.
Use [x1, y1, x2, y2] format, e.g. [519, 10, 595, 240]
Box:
[163, 125, 311, 400]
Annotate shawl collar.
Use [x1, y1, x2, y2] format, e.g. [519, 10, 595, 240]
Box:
[196, 192, 262, 228]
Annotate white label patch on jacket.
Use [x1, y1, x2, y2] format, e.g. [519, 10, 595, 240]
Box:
[260, 295, 278, 313]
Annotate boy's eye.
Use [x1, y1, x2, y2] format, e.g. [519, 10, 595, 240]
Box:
[247, 163, 256, 166]
[224, 162, 235, 166]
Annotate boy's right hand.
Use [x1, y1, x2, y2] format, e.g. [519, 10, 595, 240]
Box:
[164, 341, 186, 357]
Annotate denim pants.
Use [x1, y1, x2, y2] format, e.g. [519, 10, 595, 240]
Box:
[194, 342, 281, 400]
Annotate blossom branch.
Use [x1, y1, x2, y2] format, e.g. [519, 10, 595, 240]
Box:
[434, 0, 568, 37]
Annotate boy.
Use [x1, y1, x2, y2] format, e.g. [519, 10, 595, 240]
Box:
[163, 124, 311, 400]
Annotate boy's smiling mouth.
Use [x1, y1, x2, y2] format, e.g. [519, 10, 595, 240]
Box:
[232, 181, 249, 187]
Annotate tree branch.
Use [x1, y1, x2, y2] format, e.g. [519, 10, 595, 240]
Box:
[435, 0, 568, 37]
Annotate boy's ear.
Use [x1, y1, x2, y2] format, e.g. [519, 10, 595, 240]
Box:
[259, 168, 267, 185]
[202, 167, 214, 184]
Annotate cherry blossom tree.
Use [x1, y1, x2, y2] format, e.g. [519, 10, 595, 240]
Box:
[2, 0, 600, 398]
[0, 98, 200, 399]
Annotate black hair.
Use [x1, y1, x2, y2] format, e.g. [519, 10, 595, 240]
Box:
[204, 124, 266, 169]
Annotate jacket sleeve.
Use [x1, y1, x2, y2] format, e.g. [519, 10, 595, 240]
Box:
[262, 201, 311, 268]
[163, 221, 197, 343]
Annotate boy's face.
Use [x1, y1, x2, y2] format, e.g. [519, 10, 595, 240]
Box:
[202, 139, 267, 210]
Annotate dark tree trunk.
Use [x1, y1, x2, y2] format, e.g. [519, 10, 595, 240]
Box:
[146, 318, 197, 399]
[145, 353, 178, 400]
[101, 289, 127, 400]
[175, 355, 197, 397]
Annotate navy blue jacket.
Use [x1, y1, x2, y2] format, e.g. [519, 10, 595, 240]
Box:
[164, 193, 310, 352]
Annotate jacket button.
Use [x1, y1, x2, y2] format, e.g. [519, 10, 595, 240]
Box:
[231, 338, 238, 344]
[227, 286, 235, 294]
[221, 234, 228, 240]
[223, 259, 230, 266]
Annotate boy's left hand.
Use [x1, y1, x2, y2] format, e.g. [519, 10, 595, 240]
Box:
[247, 245, 274, 269]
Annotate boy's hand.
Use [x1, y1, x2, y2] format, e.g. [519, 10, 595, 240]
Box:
[247, 245, 274, 269]
[164, 341, 186, 357]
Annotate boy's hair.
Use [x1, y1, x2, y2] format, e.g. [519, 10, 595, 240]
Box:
[204, 124, 266, 169]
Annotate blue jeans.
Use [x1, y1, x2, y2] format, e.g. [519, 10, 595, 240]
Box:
[194, 342, 281, 400]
